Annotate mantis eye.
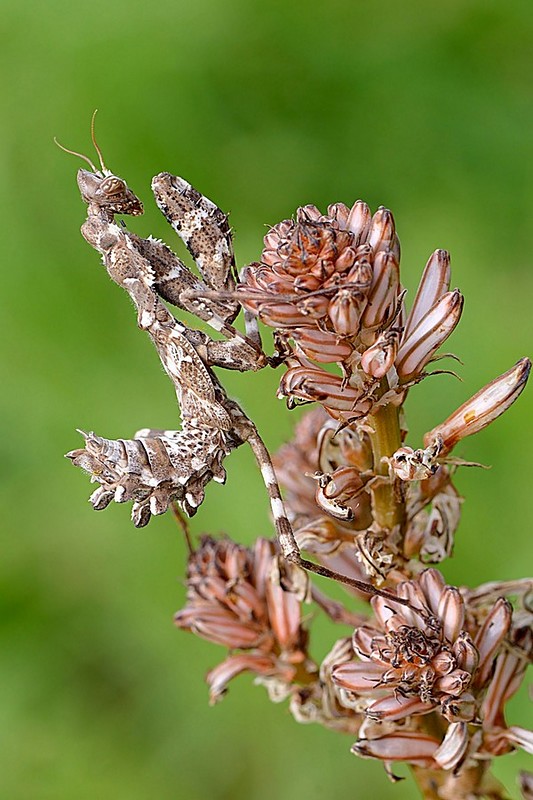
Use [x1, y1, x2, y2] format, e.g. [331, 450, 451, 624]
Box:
[100, 176, 126, 197]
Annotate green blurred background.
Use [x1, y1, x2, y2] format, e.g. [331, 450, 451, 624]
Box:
[2, 0, 532, 797]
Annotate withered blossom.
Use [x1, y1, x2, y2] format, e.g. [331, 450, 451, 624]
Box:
[175, 536, 315, 704]
[331, 569, 533, 773]
[239, 203, 467, 419]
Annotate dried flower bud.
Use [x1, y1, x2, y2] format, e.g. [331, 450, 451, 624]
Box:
[367, 207, 398, 254]
[291, 327, 353, 364]
[352, 731, 440, 767]
[424, 358, 531, 455]
[396, 290, 464, 380]
[360, 251, 400, 332]
[278, 363, 371, 417]
[433, 721, 468, 771]
[346, 200, 372, 243]
[360, 330, 399, 379]
[327, 288, 365, 336]
[278, 365, 344, 406]
[403, 249, 451, 342]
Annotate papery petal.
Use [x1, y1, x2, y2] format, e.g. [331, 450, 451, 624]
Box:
[265, 556, 304, 650]
[206, 653, 277, 704]
[452, 632, 479, 675]
[279, 366, 364, 410]
[481, 648, 529, 729]
[360, 251, 399, 331]
[331, 661, 386, 693]
[252, 538, 276, 599]
[365, 693, 436, 721]
[438, 586, 465, 643]
[352, 626, 383, 661]
[395, 581, 431, 627]
[259, 302, 320, 328]
[433, 721, 468, 771]
[352, 731, 439, 766]
[419, 568, 446, 614]
[371, 595, 407, 632]
[396, 290, 463, 379]
[175, 605, 267, 649]
[403, 249, 451, 342]
[505, 726, 533, 755]
[291, 327, 353, 363]
[474, 598, 512, 687]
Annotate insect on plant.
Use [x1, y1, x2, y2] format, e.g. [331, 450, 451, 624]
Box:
[59, 115, 533, 799]
[58, 113, 407, 603]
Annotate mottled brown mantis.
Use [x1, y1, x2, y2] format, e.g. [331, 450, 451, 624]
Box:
[59, 115, 414, 605]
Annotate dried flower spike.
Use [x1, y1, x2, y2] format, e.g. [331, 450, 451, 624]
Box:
[60, 128, 531, 800]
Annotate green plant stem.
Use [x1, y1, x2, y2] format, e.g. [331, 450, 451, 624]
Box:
[368, 381, 405, 533]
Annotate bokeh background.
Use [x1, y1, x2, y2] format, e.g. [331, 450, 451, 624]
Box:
[2, 1, 533, 797]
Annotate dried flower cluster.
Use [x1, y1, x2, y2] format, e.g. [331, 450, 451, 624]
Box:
[180, 201, 532, 797]
[175, 535, 315, 705]
[63, 137, 531, 800]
